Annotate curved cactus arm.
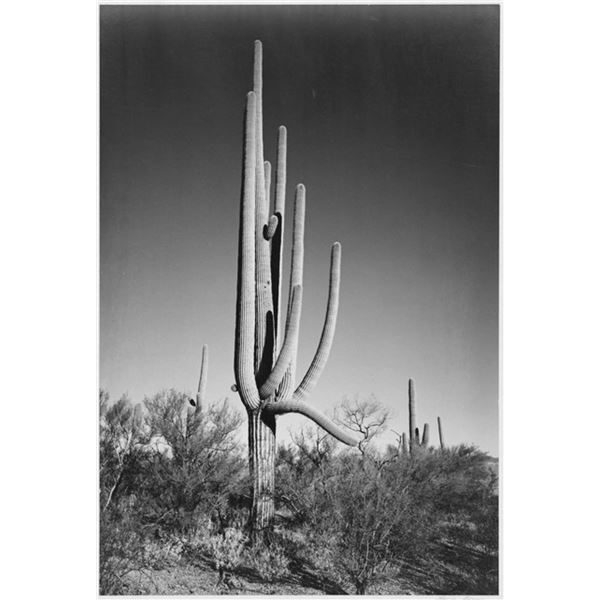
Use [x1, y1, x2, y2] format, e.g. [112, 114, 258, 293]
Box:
[292, 242, 341, 402]
[277, 184, 306, 401]
[264, 399, 360, 446]
[265, 214, 278, 240]
[271, 126, 287, 342]
[195, 344, 208, 413]
[259, 285, 303, 400]
[234, 91, 261, 411]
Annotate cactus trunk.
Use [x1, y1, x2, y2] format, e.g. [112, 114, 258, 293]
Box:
[247, 409, 276, 534]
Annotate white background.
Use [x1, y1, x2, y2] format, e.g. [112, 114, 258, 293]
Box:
[1, 1, 598, 598]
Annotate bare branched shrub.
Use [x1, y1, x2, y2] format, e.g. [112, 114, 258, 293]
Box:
[336, 395, 389, 455]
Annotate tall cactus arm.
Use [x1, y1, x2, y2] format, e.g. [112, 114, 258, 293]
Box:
[253, 39, 274, 381]
[253, 41, 266, 219]
[293, 242, 341, 402]
[234, 92, 261, 411]
[195, 344, 208, 412]
[277, 184, 306, 401]
[288, 184, 306, 300]
[271, 126, 287, 342]
[264, 399, 360, 446]
[259, 285, 303, 400]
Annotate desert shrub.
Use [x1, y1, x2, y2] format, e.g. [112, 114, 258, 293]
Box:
[99, 391, 146, 512]
[205, 527, 247, 581]
[99, 388, 251, 593]
[142, 535, 185, 569]
[275, 411, 499, 595]
[383, 446, 499, 594]
[141, 390, 245, 532]
[245, 540, 290, 583]
[99, 510, 153, 595]
[178, 515, 215, 561]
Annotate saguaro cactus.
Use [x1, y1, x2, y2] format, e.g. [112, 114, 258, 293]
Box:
[189, 344, 208, 413]
[408, 378, 417, 451]
[421, 422, 429, 447]
[401, 432, 408, 455]
[407, 378, 431, 453]
[233, 41, 359, 535]
[437, 415, 445, 449]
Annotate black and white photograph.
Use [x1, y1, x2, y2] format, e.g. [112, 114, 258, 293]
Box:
[99, 3, 499, 595]
[8, 1, 600, 599]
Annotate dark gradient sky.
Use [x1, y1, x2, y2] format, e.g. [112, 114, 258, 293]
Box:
[100, 4, 499, 454]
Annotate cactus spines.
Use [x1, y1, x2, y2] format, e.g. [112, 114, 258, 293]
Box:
[437, 415, 445, 449]
[408, 378, 416, 449]
[421, 422, 429, 447]
[232, 41, 359, 534]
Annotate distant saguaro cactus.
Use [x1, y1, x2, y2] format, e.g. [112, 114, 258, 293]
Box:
[437, 415, 445, 449]
[421, 422, 429, 447]
[407, 378, 432, 453]
[401, 432, 408, 455]
[189, 344, 208, 413]
[408, 378, 417, 450]
[233, 41, 359, 536]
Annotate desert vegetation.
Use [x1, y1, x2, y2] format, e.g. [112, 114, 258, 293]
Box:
[100, 390, 498, 595]
[100, 40, 498, 595]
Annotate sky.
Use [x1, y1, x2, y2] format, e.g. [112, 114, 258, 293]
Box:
[100, 4, 499, 455]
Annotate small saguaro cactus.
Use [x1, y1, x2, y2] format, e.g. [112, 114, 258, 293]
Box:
[233, 40, 360, 535]
[189, 344, 208, 412]
[437, 415, 445, 449]
[407, 378, 431, 453]
[408, 378, 417, 451]
[421, 422, 429, 447]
